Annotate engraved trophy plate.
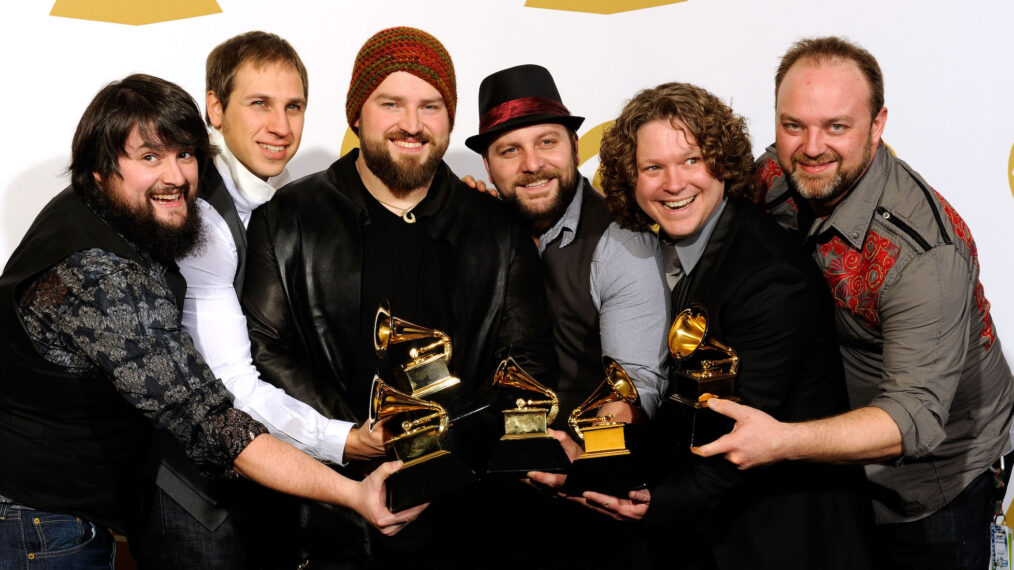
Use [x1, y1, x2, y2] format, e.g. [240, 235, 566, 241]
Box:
[564, 357, 645, 496]
[486, 357, 569, 474]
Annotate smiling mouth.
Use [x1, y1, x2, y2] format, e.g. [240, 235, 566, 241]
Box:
[150, 189, 182, 203]
[662, 195, 695, 210]
[521, 178, 554, 190]
[259, 143, 286, 153]
[392, 139, 425, 149]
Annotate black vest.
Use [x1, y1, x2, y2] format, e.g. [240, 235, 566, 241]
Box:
[541, 183, 612, 422]
[0, 188, 185, 532]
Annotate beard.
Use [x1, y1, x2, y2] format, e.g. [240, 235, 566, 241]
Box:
[359, 128, 449, 197]
[89, 182, 205, 266]
[788, 135, 872, 205]
[498, 165, 580, 236]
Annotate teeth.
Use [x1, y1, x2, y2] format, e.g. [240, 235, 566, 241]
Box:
[524, 179, 550, 188]
[662, 196, 695, 209]
[151, 191, 181, 203]
[260, 143, 285, 152]
[393, 140, 422, 149]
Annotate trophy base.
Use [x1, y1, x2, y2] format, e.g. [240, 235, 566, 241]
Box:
[387, 450, 477, 512]
[668, 394, 738, 447]
[486, 434, 570, 475]
[563, 450, 644, 497]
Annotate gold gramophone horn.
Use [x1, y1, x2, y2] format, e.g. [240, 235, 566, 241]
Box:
[668, 304, 739, 375]
[492, 356, 559, 424]
[373, 299, 453, 363]
[368, 375, 449, 436]
[568, 356, 639, 439]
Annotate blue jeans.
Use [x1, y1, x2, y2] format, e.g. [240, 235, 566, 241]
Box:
[0, 502, 114, 569]
[873, 467, 994, 570]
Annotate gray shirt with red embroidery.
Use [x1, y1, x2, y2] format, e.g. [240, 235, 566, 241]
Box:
[758, 143, 1014, 524]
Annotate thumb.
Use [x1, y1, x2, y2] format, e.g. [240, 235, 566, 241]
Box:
[691, 434, 732, 458]
[703, 397, 746, 419]
[372, 460, 403, 481]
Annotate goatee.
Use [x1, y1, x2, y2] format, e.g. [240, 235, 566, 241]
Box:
[359, 129, 448, 196]
[503, 167, 579, 236]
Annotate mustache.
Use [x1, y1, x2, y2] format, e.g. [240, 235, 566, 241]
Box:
[515, 168, 560, 187]
[146, 182, 192, 199]
[793, 150, 842, 166]
[387, 128, 431, 144]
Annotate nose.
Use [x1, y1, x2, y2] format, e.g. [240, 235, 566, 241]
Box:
[161, 156, 187, 187]
[521, 148, 544, 173]
[661, 167, 686, 194]
[802, 128, 825, 158]
[266, 107, 292, 138]
[398, 107, 421, 134]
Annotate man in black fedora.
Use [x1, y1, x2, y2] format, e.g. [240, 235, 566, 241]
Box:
[466, 64, 667, 424]
[466, 63, 667, 567]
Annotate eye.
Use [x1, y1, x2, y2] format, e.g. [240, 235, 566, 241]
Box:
[251, 99, 267, 107]
[685, 156, 700, 166]
[286, 103, 304, 112]
[782, 122, 802, 134]
[381, 101, 398, 109]
[178, 151, 196, 160]
[142, 153, 158, 162]
[499, 146, 518, 157]
[829, 123, 848, 133]
[641, 164, 661, 173]
[538, 138, 557, 148]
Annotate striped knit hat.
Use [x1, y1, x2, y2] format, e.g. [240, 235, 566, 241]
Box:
[346, 26, 457, 132]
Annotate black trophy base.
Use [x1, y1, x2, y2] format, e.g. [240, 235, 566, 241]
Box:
[668, 396, 736, 447]
[386, 450, 477, 512]
[564, 451, 644, 497]
[486, 435, 570, 476]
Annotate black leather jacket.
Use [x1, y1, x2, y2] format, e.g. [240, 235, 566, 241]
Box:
[241, 150, 556, 424]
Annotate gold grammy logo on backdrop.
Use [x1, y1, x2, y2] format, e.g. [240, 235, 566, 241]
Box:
[1008, 142, 1014, 198]
[50, 0, 221, 25]
[525, 0, 687, 14]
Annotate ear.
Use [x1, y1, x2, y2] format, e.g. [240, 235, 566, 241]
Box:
[353, 117, 361, 130]
[93, 171, 103, 185]
[869, 106, 888, 148]
[482, 155, 492, 180]
[207, 91, 224, 129]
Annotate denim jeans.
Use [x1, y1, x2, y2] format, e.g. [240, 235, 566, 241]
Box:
[0, 502, 114, 569]
[873, 467, 994, 570]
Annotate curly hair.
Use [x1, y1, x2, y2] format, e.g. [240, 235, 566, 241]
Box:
[600, 82, 758, 232]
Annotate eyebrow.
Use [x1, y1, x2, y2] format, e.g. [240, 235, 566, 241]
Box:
[372, 92, 444, 106]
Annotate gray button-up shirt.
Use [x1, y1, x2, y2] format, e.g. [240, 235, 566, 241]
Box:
[539, 182, 669, 416]
[760, 143, 1014, 523]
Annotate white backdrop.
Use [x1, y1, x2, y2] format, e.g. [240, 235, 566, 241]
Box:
[2, 0, 1012, 351]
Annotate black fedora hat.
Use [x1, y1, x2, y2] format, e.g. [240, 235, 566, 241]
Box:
[465, 64, 585, 154]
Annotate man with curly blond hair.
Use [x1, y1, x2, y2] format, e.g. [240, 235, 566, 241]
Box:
[582, 82, 871, 569]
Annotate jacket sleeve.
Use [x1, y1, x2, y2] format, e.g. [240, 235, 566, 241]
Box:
[242, 205, 355, 423]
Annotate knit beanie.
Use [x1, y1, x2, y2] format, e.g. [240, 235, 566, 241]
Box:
[346, 26, 457, 132]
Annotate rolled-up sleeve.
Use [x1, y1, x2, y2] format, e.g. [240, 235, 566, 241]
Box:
[870, 245, 973, 459]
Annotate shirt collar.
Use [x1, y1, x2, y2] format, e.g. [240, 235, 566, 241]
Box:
[806, 143, 891, 249]
[537, 177, 585, 256]
[209, 127, 291, 219]
[660, 196, 728, 276]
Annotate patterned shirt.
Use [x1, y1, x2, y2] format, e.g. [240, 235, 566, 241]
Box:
[17, 247, 266, 477]
[758, 143, 1014, 523]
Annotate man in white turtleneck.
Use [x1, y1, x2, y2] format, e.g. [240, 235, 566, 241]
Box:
[133, 31, 387, 569]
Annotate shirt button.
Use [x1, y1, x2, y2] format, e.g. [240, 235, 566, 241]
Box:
[882, 211, 892, 220]
[28, 553, 36, 560]
[33, 517, 40, 525]
[852, 232, 860, 239]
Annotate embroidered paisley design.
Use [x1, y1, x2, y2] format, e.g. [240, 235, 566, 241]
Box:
[757, 157, 784, 190]
[817, 232, 899, 328]
[935, 190, 996, 349]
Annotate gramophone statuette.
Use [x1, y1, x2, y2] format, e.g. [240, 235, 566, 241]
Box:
[486, 356, 569, 474]
[374, 299, 460, 399]
[367, 375, 476, 511]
